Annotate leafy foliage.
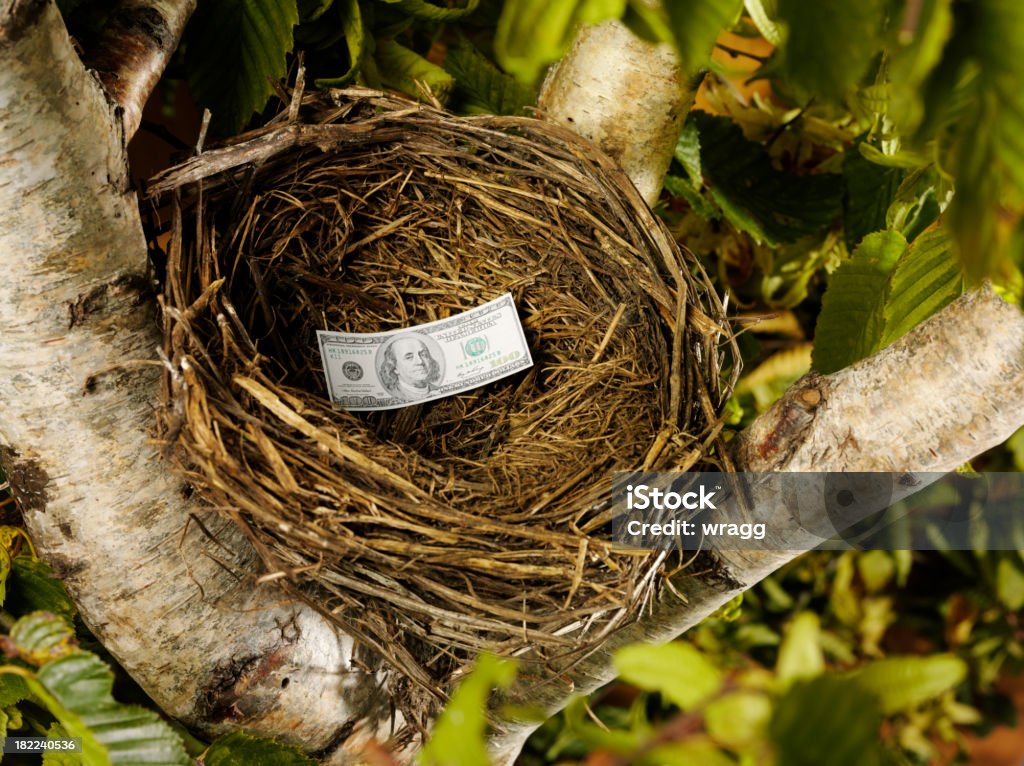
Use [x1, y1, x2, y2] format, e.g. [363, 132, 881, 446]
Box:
[420, 654, 518, 766]
[202, 731, 315, 765]
[813, 229, 962, 373]
[185, 0, 300, 134]
[684, 111, 844, 245]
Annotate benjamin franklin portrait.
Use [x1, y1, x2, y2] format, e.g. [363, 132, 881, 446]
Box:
[377, 332, 444, 401]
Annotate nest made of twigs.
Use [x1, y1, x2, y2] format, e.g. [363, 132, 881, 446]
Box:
[147, 87, 738, 725]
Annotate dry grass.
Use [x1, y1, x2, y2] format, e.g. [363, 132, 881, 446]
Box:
[147, 87, 738, 730]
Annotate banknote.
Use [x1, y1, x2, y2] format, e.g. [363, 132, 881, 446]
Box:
[317, 293, 534, 411]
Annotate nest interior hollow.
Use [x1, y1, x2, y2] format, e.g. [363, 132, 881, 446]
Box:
[150, 88, 737, 718]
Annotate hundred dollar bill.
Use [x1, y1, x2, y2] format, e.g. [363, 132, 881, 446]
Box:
[317, 293, 534, 411]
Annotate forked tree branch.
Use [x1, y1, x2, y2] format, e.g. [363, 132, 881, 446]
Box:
[82, 0, 196, 139]
[485, 20, 1024, 763]
[0, 0, 392, 754]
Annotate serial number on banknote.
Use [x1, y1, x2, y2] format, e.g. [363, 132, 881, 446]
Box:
[317, 293, 534, 411]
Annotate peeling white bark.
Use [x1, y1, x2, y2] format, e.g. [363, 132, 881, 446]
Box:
[537, 21, 690, 206]
[0, 0, 386, 754]
[485, 25, 1024, 765]
[85, 0, 198, 139]
[2, 4, 1023, 765]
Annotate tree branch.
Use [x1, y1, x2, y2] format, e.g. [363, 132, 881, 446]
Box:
[83, 0, 196, 139]
[537, 21, 691, 206]
[0, 1, 387, 752]
[486, 23, 1024, 764]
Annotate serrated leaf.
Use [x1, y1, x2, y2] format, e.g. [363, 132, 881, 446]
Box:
[7, 555, 77, 625]
[419, 654, 517, 766]
[309, 0, 363, 87]
[39, 652, 115, 709]
[776, 612, 824, 686]
[879, 228, 963, 345]
[36, 653, 190, 765]
[771, 676, 884, 766]
[378, 0, 478, 21]
[43, 723, 82, 765]
[2, 669, 110, 766]
[843, 655, 966, 714]
[444, 41, 536, 115]
[813, 231, 906, 374]
[6, 611, 77, 666]
[203, 731, 314, 765]
[495, 0, 627, 85]
[692, 111, 842, 245]
[843, 146, 905, 250]
[614, 642, 722, 711]
[185, 0, 299, 135]
[373, 38, 454, 101]
[773, 0, 887, 104]
[945, 1, 1024, 280]
[663, 0, 744, 75]
[0, 673, 29, 708]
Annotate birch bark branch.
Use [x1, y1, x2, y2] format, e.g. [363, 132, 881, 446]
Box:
[0, 1, 388, 755]
[83, 0, 197, 139]
[486, 20, 1024, 763]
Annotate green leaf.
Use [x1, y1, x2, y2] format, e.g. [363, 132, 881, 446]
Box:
[886, 166, 943, 241]
[812, 231, 906, 374]
[996, 555, 1024, 611]
[945, 0, 1024, 280]
[645, 739, 736, 766]
[614, 642, 722, 711]
[1008, 427, 1024, 471]
[887, 0, 955, 136]
[43, 723, 82, 766]
[692, 111, 843, 245]
[843, 146, 905, 250]
[419, 654, 517, 766]
[813, 229, 962, 372]
[744, 0, 781, 46]
[771, 676, 884, 766]
[443, 41, 536, 115]
[378, 0, 479, 21]
[0, 674, 30, 708]
[495, 0, 627, 85]
[857, 551, 895, 594]
[2, 669, 110, 766]
[704, 691, 772, 749]
[308, 0, 363, 87]
[7, 611, 77, 666]
[772, 0, 887, 103]
[185, 0, 299, 134]
[7, 555, 77, 624]
[37, 653, 190, 765]
[373, 37, 454, 101]
[776, 612, 824, 686]
[664, 174, 719, 220]
[662, 0, 744, 75]
[199, 731, 315, 766]
[297, 0, 333, 23]
[843, 655, 966, 714]
[0, 546, 9, 607]
[878, 228, 963, 346]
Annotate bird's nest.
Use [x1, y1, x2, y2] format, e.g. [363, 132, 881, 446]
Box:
[147, 87, 738, 727]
